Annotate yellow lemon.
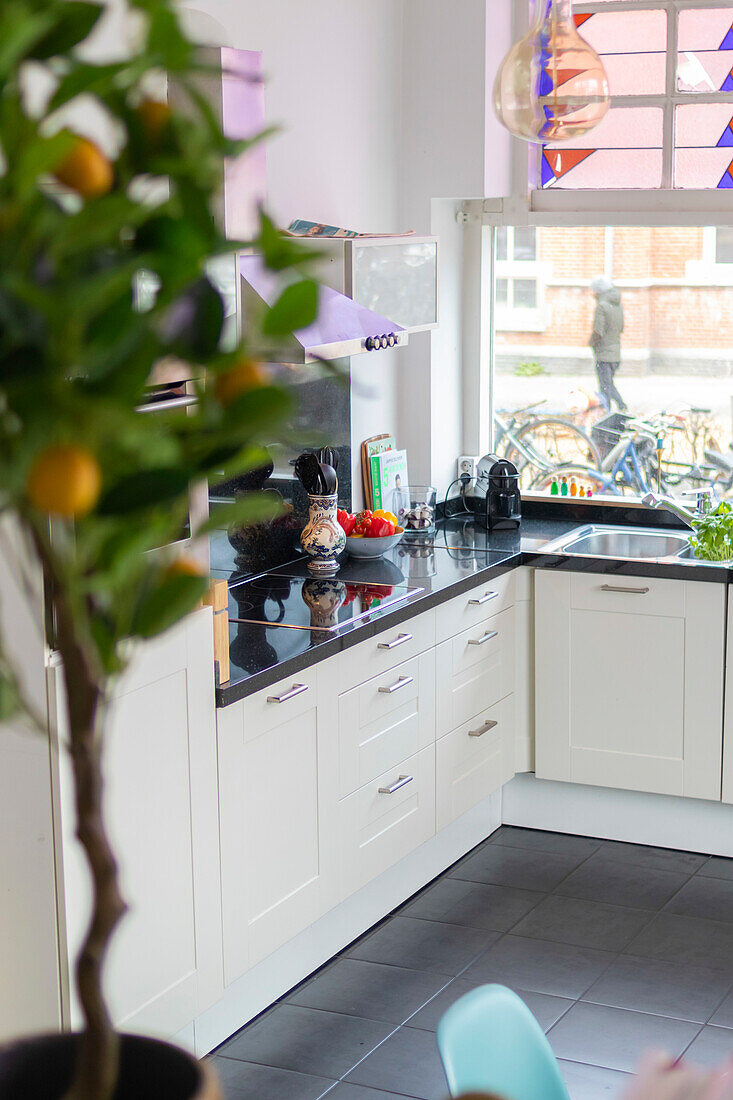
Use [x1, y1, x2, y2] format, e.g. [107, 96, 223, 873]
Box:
[213, 358, 266, 407]
[27, 445, 102, 517]
[52, 137, 114, 199]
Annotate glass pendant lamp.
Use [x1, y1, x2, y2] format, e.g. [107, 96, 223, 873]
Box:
[493, 0, 610, 143]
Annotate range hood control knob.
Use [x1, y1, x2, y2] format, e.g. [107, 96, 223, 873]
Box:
[365, 336, 377, 351]
[388, 334, 397, 347]
[380, 335, 390, 349]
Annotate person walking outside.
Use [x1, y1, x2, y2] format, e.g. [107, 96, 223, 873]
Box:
[589, 275, 627, 412]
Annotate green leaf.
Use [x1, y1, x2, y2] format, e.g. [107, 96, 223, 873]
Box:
[30, 2, 104, 60]
[48, 62, 127, 111]
[130, 572, 207, 639]
[262, 279, 318, 337]
[97, 468, 191, 515]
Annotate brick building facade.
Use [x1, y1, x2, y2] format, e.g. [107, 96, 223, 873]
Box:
[495, 226, 733, 376]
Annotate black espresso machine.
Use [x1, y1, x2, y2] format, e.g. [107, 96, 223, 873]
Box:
[474, 454, 521, 530]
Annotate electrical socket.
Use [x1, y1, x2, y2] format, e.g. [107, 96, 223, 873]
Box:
[457, 454, 480, 479]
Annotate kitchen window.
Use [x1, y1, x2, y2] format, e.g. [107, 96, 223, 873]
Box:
[539, 0, 733, 192]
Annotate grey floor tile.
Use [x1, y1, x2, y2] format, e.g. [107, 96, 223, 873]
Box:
[556, 851, 692, 911]
[347, 916, 498, 976]
[582, 954, 732, 1023]
[402, 876, 544, 931]
[286, 959, 449, 1024]
[209, 1056, 336, 1100]
[488, 826, 602, 860]
[597, 841, 707, 875]
[450, 843, 586, 892]
[710, 991, 733, 1028]
[547, 1002, 700, 1074]
[406, 976, 572, 1033]
[683, 1025, 733, 1066]
[344, 1026, 447, 1100]
[220, 1005, 395, 1079]
[664, 875, 733, 924]
[511, 894, 652, 952]
[558, 1060, 632, 1100]
[324, 1086, 417, 1100]
[698, 856, 733, 881]
[462, 934, 616, 999]
[625, 912, 733, 969]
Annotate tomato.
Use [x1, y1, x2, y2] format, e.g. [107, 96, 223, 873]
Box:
[337, 509, 356, 536]
[368, 517, 392, 538]
[354, 510, 374, 536]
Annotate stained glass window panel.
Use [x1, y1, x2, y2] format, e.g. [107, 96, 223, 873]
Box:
[575, 10, 667, 95]
[542, 107, 663, 188]
[677, 10, 733, 91]
[675, 103, 733, 187]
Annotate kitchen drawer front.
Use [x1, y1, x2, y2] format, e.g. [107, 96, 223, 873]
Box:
[436, 695, 515, 830]
[241, 667, 319, 740]
[338, 650, 435, 797]
[569, 572, 685, 619]
[338, 610, 435, 694]
[338, 745, 436, 896]
[435, 572, 514, 644]
[436, 606, 515, 736]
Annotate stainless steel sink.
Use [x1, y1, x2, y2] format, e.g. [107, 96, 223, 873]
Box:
[541, 524, 691, 562]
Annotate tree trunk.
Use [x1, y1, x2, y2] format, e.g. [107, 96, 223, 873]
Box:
[30, 523, 128, 1100]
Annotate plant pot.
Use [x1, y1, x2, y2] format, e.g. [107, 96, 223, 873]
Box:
[0, 1033, 220, 1100]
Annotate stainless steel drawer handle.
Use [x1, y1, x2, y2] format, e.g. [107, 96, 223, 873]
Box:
[600, 584, 650, 595]
[469, 719, 498, 738]
[378, 632, 413, 650]
[267, 683, 308, 704]
[378, 774, 413, 795]
[378, 675, 414, 694]
[469, 591, 498, 606]
[468, 630, 499, 647]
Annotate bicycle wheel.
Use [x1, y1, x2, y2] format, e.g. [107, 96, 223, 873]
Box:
[529, 465, 611, 495]
[504, 417, 603, 489]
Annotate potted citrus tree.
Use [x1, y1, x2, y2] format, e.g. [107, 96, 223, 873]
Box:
[0, 1, 318, 1096]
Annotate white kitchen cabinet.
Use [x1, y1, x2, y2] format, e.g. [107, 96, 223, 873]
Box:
[436, 694, 515, 830]
[217, 665, 338, 985]
[52, 607, 223, 1039]
[435, 605, 515, 737]
[337, 745, 436, 896]
[722, 588, 733, 805]
[338, 649, 435, 797]
[535, 571, 725, 801]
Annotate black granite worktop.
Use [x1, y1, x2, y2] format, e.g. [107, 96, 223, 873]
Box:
[213, 512, 730, 707]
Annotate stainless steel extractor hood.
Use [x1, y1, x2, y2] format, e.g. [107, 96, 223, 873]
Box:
[239, 254, 409, 364]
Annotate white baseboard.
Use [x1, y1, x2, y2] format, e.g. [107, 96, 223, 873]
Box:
[503, 773, 733, 858]
[193, 791, 501, 1057]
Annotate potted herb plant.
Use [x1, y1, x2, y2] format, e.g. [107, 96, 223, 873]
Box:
[689, 500, 733, 563]
[0, 1, 318, 1096]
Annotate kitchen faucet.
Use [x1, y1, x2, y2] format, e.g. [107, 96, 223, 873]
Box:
[641, 487, 714, 528]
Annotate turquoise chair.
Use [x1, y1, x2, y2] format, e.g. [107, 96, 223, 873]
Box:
[437, 984, 570, 1100]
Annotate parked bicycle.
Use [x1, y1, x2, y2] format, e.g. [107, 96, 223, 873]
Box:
[530, 411, 722, 497]
[494, 401, 601, 488]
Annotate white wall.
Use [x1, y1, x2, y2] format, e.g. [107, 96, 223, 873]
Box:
[95, 0, 516, 503]
[180, 0, 405, 507]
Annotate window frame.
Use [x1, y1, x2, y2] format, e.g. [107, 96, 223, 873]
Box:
[528, 0, 733, 211]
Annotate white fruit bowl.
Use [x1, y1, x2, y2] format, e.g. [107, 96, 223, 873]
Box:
[345, 531, 404, 559]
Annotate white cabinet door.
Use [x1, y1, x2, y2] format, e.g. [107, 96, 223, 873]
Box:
[535, 571, 725, 800]
[53, 608, 223, 1039]
[722, 589, 733, 805]
[338, 650, 435, 798]
[436, 694, 515, 830]
[435, 605, 515, 737]
[217, 666, 337, 985]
